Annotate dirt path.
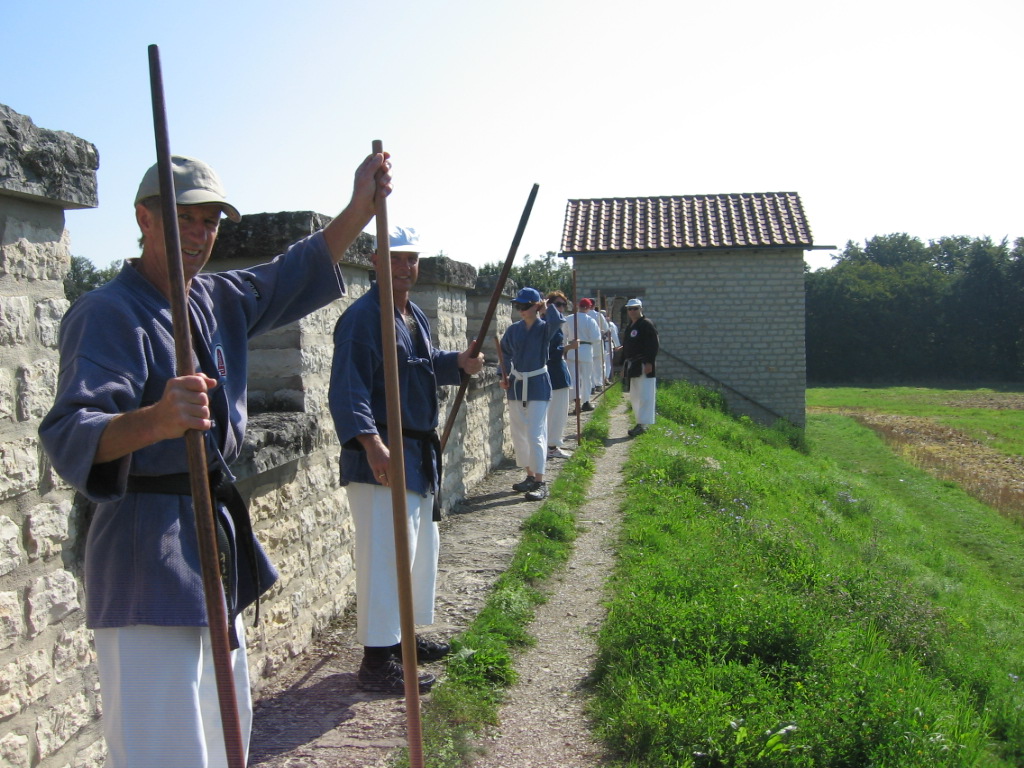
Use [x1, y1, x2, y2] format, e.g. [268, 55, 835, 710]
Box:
[249, 398, 631, 767]
[468, 402, 631, 767]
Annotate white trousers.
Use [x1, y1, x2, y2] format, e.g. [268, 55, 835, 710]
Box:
[629, 375, 657, 425]
[566, 354, 593, 403]
[591, 352, 605, 388]
[348, 482, 439, 647]
[509, 398, 549, 476]
[546, 387, 571, 447]
[93, 616, 251, 768]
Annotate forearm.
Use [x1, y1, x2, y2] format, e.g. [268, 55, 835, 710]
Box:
[323, 203, 374, 264]
[94, 406, 166, 464]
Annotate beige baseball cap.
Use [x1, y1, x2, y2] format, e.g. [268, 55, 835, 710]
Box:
[134, 155, 241, 222]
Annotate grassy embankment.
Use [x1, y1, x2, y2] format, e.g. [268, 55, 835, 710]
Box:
[590, 382, 1024, 766]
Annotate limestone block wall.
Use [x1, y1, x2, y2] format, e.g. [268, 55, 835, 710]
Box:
[577, 248, 806, 427]
[0, 104, 103, 768]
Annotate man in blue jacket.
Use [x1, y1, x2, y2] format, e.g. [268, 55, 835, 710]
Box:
[39, 151, 389, 767]
[329, 226, 483, 694]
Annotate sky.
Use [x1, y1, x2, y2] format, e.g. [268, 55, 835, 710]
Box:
[3, 0, 1021, 273]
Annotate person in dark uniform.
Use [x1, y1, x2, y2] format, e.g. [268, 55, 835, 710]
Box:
[621, 297, 659, 436]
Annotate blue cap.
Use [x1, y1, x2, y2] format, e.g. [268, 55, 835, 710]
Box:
[513, 287, 542, 304]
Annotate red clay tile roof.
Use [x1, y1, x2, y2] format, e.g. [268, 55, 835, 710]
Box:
[560, 192, 813, 254]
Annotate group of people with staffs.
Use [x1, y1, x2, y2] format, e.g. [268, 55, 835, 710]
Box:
[37, 45, 657, 768]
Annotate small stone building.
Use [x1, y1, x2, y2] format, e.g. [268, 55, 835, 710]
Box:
[561, 193, 819, 428]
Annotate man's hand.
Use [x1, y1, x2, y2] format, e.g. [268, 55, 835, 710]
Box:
[458, 348, 485, 375]
[356, 433, 392, 486]
[323, 152, 392, 263]
[153, 374, 219, 438]
[353, 151, 392, 216]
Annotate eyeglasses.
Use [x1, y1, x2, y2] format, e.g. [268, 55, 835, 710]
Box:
[553, 301, 567, 308]
[627, 306, 641, 311]
[512, 302, 532, 311]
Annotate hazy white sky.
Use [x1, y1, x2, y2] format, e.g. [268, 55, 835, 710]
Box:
[4, 0, 1021, 273]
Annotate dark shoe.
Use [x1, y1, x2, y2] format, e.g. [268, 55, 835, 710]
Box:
[581, 402, 594, 412]
[512, 476, 540, 492]
[388, 636, 452, 663]
[358, 657, 435, 694]
[525, 482, 548, 501]
[627, 424, 647, 437]
[414, 636, 452, 663]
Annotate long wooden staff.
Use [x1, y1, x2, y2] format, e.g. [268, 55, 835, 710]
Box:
[439, 184, 539, 452]
[147, 45, 245, 768]
[371, 139, 425, 767]
[572, 269, 581, 441]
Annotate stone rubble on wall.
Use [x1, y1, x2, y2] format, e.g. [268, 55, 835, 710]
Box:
[0, 103, 98, 209]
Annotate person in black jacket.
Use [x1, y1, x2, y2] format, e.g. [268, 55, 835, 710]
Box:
[621, 297, 659, 436]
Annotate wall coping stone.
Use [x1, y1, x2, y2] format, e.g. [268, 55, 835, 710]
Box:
[0, 103, 99, 209]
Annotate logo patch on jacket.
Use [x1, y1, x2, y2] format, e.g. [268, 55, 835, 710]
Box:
[244, 279, 262, 300]
[214, 345, 228, 378]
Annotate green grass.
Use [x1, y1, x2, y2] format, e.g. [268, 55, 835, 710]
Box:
[397, 386, 621, 768]
[807, 385, 1024, 455]
[592, 381, 1024, 767]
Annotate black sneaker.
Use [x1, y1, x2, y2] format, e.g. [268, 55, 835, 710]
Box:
[525, 482, 548, 501]
[390, 636, 452, 663]
[358, 657, 435, 694]
[512, 476, 540, 492]
[627, 424, 647, 437]
[581, 402, 594, 411]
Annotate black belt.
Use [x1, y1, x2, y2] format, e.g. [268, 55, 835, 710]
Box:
[127, 470, 259, 650]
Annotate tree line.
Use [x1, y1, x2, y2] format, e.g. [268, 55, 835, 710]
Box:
[806, 234, 1024, 383]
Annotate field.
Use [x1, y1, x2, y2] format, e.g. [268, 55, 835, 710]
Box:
[807, 386, 1024, 523]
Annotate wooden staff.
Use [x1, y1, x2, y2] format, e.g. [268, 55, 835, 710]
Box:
[572, 269, 581, 441]
[439, 183, 539, 452]
[147, 45, 245, 768]
[371, 139, 425, 767]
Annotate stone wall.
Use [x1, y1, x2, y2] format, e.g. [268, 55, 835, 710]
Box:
[0, 102, 515, 768]
[0, 104, 104, 767]
[577, 248, 806, 428]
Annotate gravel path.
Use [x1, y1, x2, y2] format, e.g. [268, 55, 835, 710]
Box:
[249, 397, 631, 767]
[469, 401, 630, 767]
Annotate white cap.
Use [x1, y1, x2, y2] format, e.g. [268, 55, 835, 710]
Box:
[625, 298, 643, 308]
[374, 225, 431, 254]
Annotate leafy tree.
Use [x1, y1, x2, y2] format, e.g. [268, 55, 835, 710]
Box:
[806, 234, 1024, 384]
[478, 251, 573, 299]
[64, 256, 121, 304]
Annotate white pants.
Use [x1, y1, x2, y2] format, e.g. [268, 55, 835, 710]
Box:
[94, 617, 251, 768]
[566, 354, 593, 403]
[509, 398, 549, 476]
[629, 375, 657, 425]
[349, 482, 439, 647]
[546, 387, 571, 447]
[591, 352, 605, 388]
